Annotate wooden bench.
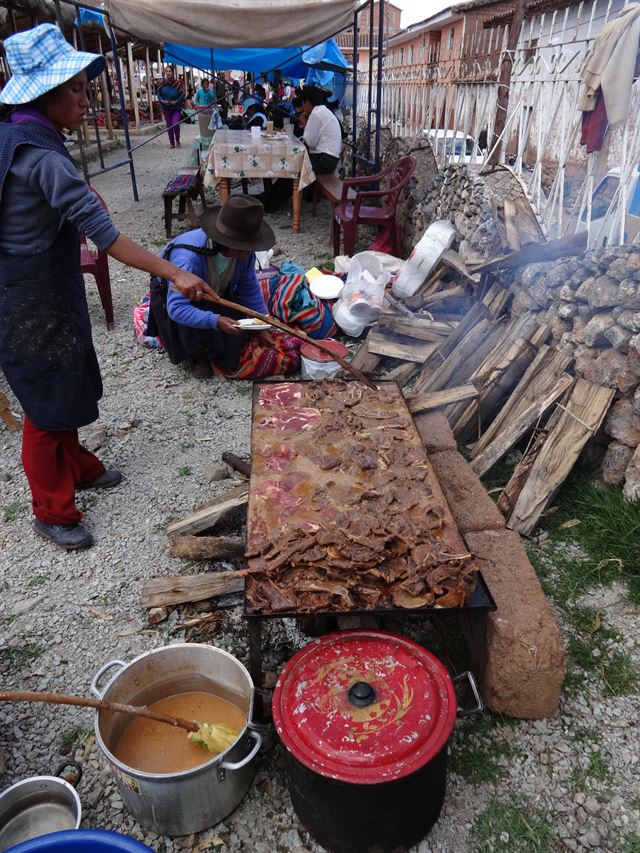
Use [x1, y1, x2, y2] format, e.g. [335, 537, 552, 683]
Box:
[311, 173, 355, 216]
[162, 168, 207, 238]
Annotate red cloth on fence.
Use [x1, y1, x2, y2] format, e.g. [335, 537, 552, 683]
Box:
[580, 89, 609, 154]
[21, 416, 105, 525]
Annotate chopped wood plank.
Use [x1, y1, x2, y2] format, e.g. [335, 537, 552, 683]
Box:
[471, 373, 575, 477]
[513, 196, 545, 246]
[440, 249, 480, 284]
[529, 323, 551, 348]
[407, 384, 478, 414]
[377, 313, 457, 342]
[451, 338, 536, 438]
[503, 198, 521, 251]
[166, 484, 249, 537]
[168, 534, 246, 560]
[472, 346, 572, 458]
[414, 319, 492, 394]
[367, 329, 437, 363]
[420, 285, 467, 308]
[221, 452, 251, 477]
[412, 301, 491, 395]
[443, 322, 507, 393]
[507, 380, 615, 535]
[380, 362, 419, 386]
[473, 231, 587, 275]
[404, 266, 446, 308]
[349, 339, 382, 374]
[141, 572, 246, 608]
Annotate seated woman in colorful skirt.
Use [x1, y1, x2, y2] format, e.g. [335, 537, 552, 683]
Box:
[147, 196, 300, 379]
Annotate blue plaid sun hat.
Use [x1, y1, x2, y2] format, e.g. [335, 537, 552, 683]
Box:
[0, 23, 105, 105]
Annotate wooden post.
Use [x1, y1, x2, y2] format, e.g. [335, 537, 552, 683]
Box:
[488, 0, 526, 167]
[145, 46, 154, 124]
[127, 41, 141, 132]
[97, 33, 114, 139]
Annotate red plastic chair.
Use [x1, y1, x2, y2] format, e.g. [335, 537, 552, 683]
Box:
[80, 188, 114, 330]
[332, 155, 417, 258]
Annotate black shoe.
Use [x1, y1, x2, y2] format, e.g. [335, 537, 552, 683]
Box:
[77, 469, 123, 490]
[34, 519, 94, 551]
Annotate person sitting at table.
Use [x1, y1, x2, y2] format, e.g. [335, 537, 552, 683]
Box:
[300, 85, 342, 174]
[242, 97, 268, 129]
[195, 78, 215, 108]
[147, 196, 300, 379]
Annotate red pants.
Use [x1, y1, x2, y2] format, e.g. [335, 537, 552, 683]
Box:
[21, 416, 105, 525]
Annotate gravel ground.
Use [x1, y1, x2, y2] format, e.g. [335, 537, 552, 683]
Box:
[1, 122, 639, 853]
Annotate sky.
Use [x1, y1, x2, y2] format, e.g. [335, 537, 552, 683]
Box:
[393, 0, 451, 27]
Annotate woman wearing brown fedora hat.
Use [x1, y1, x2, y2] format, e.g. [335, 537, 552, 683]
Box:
[147, 195, 301, 379]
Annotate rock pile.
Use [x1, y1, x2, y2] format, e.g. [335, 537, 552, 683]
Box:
[501, 246, 640, 500]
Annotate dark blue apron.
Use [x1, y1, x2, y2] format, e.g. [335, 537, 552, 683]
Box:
[0, 122, 102, 430]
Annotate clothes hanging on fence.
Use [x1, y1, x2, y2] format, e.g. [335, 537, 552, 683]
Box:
[580, 89, 609, 153]
[578, 3, 640, 126]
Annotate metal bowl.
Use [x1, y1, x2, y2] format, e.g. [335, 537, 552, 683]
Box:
[0, 770, 81, 851]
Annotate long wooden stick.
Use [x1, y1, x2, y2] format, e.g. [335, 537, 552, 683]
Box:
[199, 292, 377, 389]
[0, 690, 199, 732]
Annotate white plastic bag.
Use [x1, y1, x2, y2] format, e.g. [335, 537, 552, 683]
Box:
[392, 220, 456, 299]
[332, 251, 390, 337]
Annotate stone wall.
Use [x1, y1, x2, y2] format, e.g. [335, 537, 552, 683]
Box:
[503, 247, 640, 500]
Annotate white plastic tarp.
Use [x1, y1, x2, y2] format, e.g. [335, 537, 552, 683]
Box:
[99, 0, 357, 49]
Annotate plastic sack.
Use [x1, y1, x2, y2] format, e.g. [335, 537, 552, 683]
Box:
[392, 220, 456, 299]
[332, 251, 390, 337]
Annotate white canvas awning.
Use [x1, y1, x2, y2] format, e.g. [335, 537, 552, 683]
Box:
[98, 0, 357, 48]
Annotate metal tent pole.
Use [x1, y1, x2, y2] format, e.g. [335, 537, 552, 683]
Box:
[107, 21, 139, 201]
[351, 9, 359, 176]
[374, 0, 385, 171]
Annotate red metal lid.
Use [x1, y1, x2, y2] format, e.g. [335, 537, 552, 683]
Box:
[272, 630, 457, 785]
[300, 339, 348, 363]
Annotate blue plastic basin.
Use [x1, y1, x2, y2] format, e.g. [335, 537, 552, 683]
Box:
[5, 829, 155, 852]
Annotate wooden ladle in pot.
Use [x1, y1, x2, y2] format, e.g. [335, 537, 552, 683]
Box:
[0, 690, 239, 754]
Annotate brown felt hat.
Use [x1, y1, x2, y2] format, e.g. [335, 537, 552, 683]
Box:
[199, 194, 275, 251]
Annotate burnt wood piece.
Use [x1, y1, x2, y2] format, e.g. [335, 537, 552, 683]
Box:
[168, 534, 246, 560]
[221, 452, 252, 477]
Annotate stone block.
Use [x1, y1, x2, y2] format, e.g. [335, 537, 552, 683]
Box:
[429, 450, 505, 533]
[605, 399, 640, 447]
[619, 279, 640, 309]
[603, 323, 632, 351]
[623, 446, 640, 502]
[581, 313, 614, 347]
[601, 440, 635, 485]
[465, 529, 565, 718]
[413, 410, 457, 454]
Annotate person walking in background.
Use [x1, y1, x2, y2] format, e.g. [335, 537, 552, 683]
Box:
[0, 24, 214, 550]
[195, 78, 215, 108]
[156, 64, 185, 148]
[215, 75, 229, 121]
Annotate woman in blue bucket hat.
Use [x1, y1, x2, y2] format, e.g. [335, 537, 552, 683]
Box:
[0, 24, 216, 551]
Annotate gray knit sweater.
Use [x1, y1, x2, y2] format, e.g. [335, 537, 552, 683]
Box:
[0, 144, 119, 255]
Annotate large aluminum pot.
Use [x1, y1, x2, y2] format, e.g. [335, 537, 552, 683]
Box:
[91, 644, 261, 837]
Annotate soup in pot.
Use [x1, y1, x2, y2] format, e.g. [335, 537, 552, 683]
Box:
[113, 691, 246, 774]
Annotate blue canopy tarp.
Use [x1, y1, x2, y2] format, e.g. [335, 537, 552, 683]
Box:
[163, 39, 349, 80]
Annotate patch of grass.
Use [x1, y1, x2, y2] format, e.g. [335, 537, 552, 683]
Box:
[177, 466, 192, 477]
[28, 575, 49, 587]
[569, 730, 614, 793]
[77, 493, 97, 513]
[602, 651, 639, 696]
[450, 713, 521, 784]
[180, 441, 195, 451]
[536, 468, 640, 603]
[61, 725, 93, 751]
[472, 797, 552, 852]
[236, 383, 253, 396]
[184, 412, 195, 426]
[624, 833, 640, 853]
[0, 643, 43, 668]
[3, 501, 27, 522]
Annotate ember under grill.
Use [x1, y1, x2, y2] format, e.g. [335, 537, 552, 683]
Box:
[245, 380, 494, 616]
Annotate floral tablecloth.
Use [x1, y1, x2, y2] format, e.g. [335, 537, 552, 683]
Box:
[204, 129, 315, 191]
